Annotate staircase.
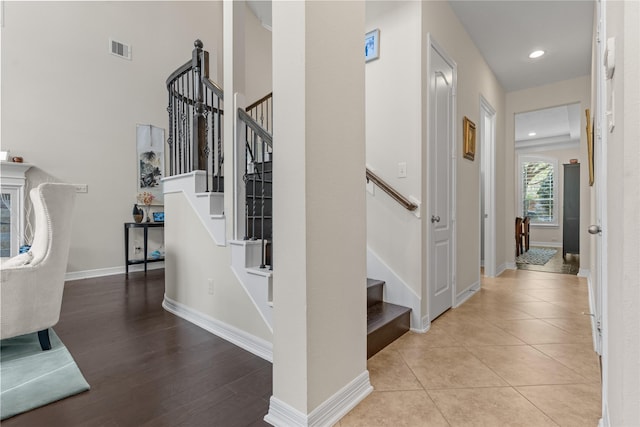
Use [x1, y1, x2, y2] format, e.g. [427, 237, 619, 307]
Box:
[245, 159, 272, 267]
[165, 41, 411, 350]
[367, 278, 411, 358]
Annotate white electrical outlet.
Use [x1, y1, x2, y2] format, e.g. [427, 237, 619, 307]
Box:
[208, 278, 214, 295]
[398, 162, 407, 178]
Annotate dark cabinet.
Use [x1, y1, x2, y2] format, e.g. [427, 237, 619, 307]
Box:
[563, 163, 580, 257]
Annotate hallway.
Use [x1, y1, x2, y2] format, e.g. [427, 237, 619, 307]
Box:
[341, 269, 601, 426]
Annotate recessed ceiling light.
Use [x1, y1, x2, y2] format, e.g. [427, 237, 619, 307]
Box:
[528, 132, 537, 137]
[529, 50, 545, 59]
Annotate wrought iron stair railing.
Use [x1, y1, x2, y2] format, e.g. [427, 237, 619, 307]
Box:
[239, 107, 273, 269]
[166, 40, 224, 192]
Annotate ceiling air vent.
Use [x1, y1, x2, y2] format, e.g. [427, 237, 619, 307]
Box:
[109, 38, 132, 60]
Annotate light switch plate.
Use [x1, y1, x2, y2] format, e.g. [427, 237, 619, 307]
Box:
[398, 162, 407, 178]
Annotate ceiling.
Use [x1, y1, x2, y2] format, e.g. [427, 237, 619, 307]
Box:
[449, 0, 594, 92]
[515, 103, 581, 150]
[248, 1, 594, 147]
[251, 1, 594, 93]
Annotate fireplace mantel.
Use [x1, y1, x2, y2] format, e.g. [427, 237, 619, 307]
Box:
[1, 162, 33, 257]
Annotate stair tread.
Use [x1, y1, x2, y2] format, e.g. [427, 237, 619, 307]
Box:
[367, 278, 385, 288]
[367, 301, 411, 334]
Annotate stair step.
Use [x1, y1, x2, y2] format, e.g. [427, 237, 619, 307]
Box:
[367, 278, 385, 308]
[367, 301, 411, 358]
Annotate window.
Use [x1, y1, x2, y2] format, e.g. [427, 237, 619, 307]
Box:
[519, 156, 558, 225]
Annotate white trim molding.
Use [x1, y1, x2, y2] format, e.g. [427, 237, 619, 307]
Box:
[496, 262, 510, 277]
[162, 172, 226, 246]
[162, 294, 273, 362]
[455, 280, 480, 307]
[413, 317, 431, 334]
[65, 262, 164, 281]
[366, 247, 422, 330]
[577, 268, 590, 279]
[264, 371, 372, 427]
[530, 240, 562, 248]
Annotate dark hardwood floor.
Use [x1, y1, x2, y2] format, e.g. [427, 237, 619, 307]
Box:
[3, 269, 272, 427]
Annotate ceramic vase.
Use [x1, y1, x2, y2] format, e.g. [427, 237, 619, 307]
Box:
[132, 204, 143, 223]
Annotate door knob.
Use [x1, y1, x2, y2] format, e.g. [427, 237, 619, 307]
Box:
[588, 225, 602, 235]
[431, 215, 440, 223]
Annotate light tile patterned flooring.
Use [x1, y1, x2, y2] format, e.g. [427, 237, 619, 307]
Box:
[339, 269, 601, 427]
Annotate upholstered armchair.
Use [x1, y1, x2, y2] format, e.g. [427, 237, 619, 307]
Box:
[1, 183, 76, 350]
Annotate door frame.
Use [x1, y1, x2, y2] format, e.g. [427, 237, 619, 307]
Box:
[425, 33, 457, 323]
[479, 96, 497, 277]
[595, 0, 609, 423]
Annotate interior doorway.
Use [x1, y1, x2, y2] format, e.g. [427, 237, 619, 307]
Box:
[480, 97, 496, 277]
[513, 103, 582, 275]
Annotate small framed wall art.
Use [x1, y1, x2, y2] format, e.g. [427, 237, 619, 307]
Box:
[365, 29, 380, 62]
[136, 124, 165, 204]
[463, 116, 476, 161]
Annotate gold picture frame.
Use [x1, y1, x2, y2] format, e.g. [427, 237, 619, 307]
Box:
[463, 116, 476, 161]
[586, 108, 594, 186]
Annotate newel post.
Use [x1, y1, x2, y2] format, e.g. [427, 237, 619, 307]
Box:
[192, 39, 208, 171]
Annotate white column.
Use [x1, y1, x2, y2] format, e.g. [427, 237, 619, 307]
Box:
[265, 2, 370, 426]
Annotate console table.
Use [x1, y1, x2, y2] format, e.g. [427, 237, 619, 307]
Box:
[124, 222, 164, 274]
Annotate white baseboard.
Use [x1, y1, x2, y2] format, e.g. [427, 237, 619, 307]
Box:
[496, 262, 510, 276]
[585, 273, 600, 354]
[505, 262, 517, 271]
[598, 402, 610, 427]
[530, 241, 562, 248]
[411, 318, 430, 334]
[577, 268, 590, 278]
[162, 294, 273, 362]
[65, 262, 165, 281]
[264, 371, 372, 427]
[455, 280, 480, 307]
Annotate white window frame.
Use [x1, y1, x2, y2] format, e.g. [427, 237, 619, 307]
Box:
[517, 155, 559, 227]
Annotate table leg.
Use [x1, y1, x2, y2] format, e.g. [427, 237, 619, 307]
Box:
[125, 225, 130, 274]
[143, 225, 148, 274]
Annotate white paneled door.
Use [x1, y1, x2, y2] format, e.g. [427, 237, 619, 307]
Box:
[428, 37, 456, 321]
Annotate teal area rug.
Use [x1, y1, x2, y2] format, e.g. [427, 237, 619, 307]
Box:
[1, 330, 90, 420]
[516, 247, 557, 265]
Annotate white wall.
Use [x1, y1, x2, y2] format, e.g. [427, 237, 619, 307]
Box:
[365, 1, 505, 323]
[420, 1, 506, 295]
[245, 2, 272, 106]
[365, 1, 422, 297]
[1, 1, 222, 274]
[164, 192, 272, 342]
[505, 76, 591, 268]
[602, 0, 640, 424]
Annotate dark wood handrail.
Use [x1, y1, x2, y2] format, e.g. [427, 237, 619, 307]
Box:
[366, 168, 418, 212]
[238, 108, 272, 148]
[246, 92, 273, 112]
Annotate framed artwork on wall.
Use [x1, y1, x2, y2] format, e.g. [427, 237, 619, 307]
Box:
[586, 108, 594, 186]
[136, 124, 165, 204]
[463, 116, 476, 161]
[365, 29, 380, 62]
